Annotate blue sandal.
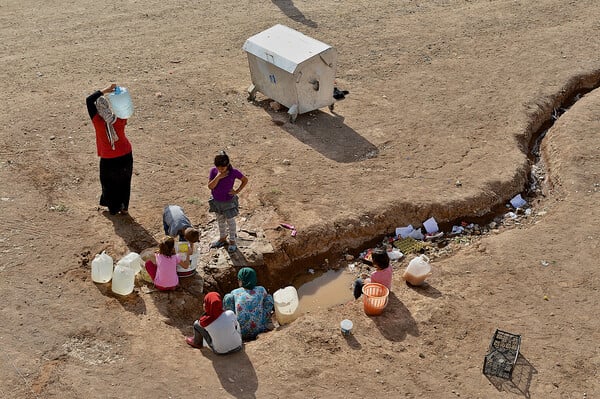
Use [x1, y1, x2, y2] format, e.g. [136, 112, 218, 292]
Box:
[210, 240, 227, 249]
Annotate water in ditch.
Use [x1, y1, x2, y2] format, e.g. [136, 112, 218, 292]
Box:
[295, 268, 355, 314]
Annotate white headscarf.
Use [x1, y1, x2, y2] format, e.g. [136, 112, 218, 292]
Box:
[94, 96, 119, 150]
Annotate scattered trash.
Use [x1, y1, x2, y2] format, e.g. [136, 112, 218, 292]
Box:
[408, 229, 424, 240]
[386, 248, 403, 261]
[280, 223, 297, 237]
[395, 225, 414, 239]
[510, 194, 527, 209]
[308, 268, 315, 274]
[541, 260, 550, 267]
[424, 231, 444, 241]
[359, 248, 373, 265]
[423, 217, 439, 234]
[450, 225, 465, 236]
[393, 237, 428, 255]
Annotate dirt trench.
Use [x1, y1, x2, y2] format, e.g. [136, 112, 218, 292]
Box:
[247, 70, 600, 292]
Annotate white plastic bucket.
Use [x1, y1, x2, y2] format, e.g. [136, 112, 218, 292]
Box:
[273, 286, 300, 325]
[175, 241, 198, 277]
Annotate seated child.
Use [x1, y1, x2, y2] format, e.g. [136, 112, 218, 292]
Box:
[144, 236, 191, 291]
[186, 292, 243, 354]
[353, 248, 393, 299]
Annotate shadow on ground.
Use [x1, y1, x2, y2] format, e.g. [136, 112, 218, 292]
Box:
[254, 99, 379, 163]
[485, 354, 537, 398]
[271, 0, 318, 28]
[371, 291, 419, 341]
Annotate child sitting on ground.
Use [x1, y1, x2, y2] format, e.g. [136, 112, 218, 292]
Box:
[144, 236, 192, 291]
[353, 248, 393, 299]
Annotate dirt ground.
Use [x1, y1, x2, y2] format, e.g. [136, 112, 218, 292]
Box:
[1, 0, 600, 398]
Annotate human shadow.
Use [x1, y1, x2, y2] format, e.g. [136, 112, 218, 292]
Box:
[485, 354, 537, 398]
[370, 291, 419, 341]
[202, 346, 259, 399]
[404, 281, 443, 299]
[102, 212, 158, 252]
[271, 0, 318, 28]
[256, 100, 379, 163]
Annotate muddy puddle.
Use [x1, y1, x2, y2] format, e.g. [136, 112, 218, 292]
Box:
[295, 268, 355, 313]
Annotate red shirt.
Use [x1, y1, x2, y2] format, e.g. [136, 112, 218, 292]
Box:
[92, 115, 132, 158]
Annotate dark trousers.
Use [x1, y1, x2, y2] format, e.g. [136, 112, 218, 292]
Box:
[353, 278, 365, 299]
[99, 152, 133, 214]
[193, 320, 214, 349]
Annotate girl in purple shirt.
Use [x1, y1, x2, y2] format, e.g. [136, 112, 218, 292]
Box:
[207, 151, 248, 253]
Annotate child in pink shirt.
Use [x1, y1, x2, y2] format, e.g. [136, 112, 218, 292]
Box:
[144, 236, 191, 291]
[353, 248, 393, 299]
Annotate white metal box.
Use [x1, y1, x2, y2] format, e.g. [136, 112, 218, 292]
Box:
[243, 24, 337, 122]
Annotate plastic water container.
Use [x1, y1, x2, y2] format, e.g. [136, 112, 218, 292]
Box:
[403, 254, 432, 286]
[340, 319, 353, 336]
[111, 263, 135, 295]
[116, 252, 143, 274]
[91, 251, 113, 283]
[175, 241, 198, 277]
[362, 283, 389, 316]
[273, 286, 300, 325]
[107, 86, 134, 119]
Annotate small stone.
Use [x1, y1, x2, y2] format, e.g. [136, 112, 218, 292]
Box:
[282, 159, 291, 165]
[49, 135, 56, 140]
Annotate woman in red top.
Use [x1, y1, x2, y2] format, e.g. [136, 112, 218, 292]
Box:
[86, 84, 133, 215]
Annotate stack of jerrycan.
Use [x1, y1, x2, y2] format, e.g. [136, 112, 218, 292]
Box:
[112, 252, 143, 295]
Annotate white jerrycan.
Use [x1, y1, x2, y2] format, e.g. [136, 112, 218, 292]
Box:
[91, 251, 113, 283]
[111, 263, 135, 295]
[116, 252, 142, 274]
[403, 254, 432, 286]
[107, 86, 134, 119]
[111, 252, 141, 295]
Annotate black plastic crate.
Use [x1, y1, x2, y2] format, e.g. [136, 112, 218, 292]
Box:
[483, 329, 521, 379]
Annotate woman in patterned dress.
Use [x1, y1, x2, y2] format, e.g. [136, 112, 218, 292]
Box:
[223, 267, 274, 340]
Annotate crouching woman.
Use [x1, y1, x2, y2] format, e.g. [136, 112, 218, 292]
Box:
[186, 292, 242, 354]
